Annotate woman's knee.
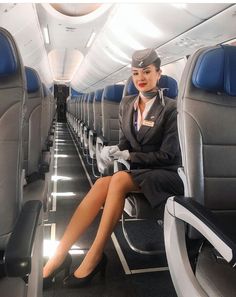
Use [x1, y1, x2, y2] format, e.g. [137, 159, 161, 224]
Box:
[94, 176, 111, 189]
[110, 171, 136, 192]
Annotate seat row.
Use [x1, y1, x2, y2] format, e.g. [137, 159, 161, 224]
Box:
[0, 27, 56, 297]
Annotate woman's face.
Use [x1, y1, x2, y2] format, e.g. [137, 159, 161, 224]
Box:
[131, 64, 161, 92]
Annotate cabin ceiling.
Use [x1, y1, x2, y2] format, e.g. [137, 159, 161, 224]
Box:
[0, 3, 235, 92]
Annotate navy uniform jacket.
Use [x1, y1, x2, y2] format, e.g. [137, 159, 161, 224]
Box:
[118, 94, 182, 171]
[117, 93, 183, 208]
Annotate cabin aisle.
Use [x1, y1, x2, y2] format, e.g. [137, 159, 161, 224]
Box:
[43, 122, 177, 297]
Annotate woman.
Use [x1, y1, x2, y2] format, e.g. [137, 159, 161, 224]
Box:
[43, 48, 183, 288]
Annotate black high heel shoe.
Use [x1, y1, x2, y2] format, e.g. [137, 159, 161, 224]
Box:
[63, 253, 107, 288]
[43, 253, 72, 289]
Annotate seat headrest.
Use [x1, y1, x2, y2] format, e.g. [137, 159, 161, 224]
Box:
[103, 84, 124, 103]
[88, 92, 95, 103]
[71, 88, 79, 97]
[0, 30, 17, 76]
[94, 89, 103, 102]
[25, 67, 41, 93]
[123, 75, 178, 99]
[125, 77, 139, 96]
[83, 93, 89, 102]
[159, 75, 178, 99]
[192, 45, 236, 96]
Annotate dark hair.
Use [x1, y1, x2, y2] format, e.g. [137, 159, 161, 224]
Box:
[152, 57, 161, 70]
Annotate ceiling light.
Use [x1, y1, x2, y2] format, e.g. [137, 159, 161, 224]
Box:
[86, 31, 96, 48]
[43, 26, 50, 44]
[102, 48, 127, 65]
[171, 4, 187, 9]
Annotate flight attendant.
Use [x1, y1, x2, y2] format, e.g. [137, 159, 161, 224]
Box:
[43, 48, 183, 288]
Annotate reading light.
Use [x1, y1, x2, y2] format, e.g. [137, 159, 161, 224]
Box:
[86, 31, 96, 48]
[43, 26, 50, 44]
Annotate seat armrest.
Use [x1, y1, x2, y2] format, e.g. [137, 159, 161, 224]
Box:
[4, 200, 42, 277]
[167, 196, 236, 268]
[114, 160, 130, 172]
[96, 135, 108, 146]
[89, 129, 97, 145]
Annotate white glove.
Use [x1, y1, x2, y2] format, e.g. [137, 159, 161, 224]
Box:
[113, 150, 130, 161]
[100, 146, 112, 163]
[108, 145, 120, 155]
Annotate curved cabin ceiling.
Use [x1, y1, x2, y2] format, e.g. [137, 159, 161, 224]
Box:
[0, 3, 235, 92]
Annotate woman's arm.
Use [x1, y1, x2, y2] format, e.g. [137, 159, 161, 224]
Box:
[118, 98, 132, 151]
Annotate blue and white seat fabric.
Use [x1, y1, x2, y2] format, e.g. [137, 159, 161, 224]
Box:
[164, 45, 236, 297]
[0, 26, 42, 297]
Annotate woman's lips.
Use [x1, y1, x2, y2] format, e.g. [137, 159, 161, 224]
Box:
[138, 83, 146, 87]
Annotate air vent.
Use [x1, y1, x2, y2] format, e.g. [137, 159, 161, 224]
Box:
[2, 3, 17, 13]
[65, 27, 77, 32]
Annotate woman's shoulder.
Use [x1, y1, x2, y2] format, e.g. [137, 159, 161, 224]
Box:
[121, 94, 137, 106]
[164, 96, 177, 110]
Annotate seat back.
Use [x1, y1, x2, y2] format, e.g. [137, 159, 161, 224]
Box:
[159, 75, 178, 98]
[41, 83, 51, 149]
[102, 84, 124, 144]
[0, 27, 26, 248]
[178, 45, 236, 236]
[83, 93, 89, 124]
[93, 88, 103, 134]
[123, 74, 178, 99]
[23, 67, 43, 176]
[87, 92, 94, 128]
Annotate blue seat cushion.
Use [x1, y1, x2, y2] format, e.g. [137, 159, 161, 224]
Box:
[0, 31, 17, 76]
[94, 89, 103, 102]
[159, 75, 178, 99]
[103, 84, 124, 103]
[192, 45, 236, 96]
[25, 67, 41, 93]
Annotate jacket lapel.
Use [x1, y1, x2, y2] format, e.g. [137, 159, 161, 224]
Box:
[122, 95, 141, 147]
[136, 97, 164, 143]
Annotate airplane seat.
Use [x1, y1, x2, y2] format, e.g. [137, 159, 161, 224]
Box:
[0, 27, 42, 297]
[96, 84, 124, 175]
[23, 66, 44, 178]
[75, 95, 82, 138]
[78, 94, 88, 147]
[66, 97, 72, 128]
[42, 84, 54, 150]
[82, 92, 94, 156]
[75, 96, 80, 135]
[119, 74, 179, 254]
[89, 89, 104, 176]
[23, 67, 49, 212]
[159, 74, 178, 98]
[72, 97, 77, 133]
[164, 45, 236, 297]
[75, 94, 84, 139]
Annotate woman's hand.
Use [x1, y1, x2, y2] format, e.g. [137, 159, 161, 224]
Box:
[100, 145, 120, 163]
[112, 150, 130, 161]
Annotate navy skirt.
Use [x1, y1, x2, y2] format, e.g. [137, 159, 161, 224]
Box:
[128, 168, 184, 208]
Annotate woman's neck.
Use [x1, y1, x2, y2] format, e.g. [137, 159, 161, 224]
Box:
[140, 87, 158, 102]
[139, 93, 150, 104]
